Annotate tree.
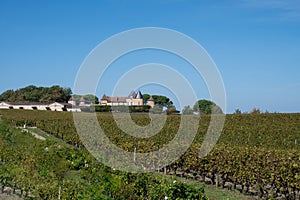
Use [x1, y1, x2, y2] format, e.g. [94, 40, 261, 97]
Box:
[153, 95, 173, 107]
[166, 105, 180, 115]
[234, 108, 242, 114]
[63, 88, 72, 102]
[143, 94, 173, 107]
[142, 94, 150, 104]
[193, 99, 223, 114]
[71, 94, 99, 105]
[182, 105, 194, 115]
[250, 108, 261, 114]
[40, 85, 72, 102]
[83, 94, 99, 104]
[0, 89, 14, 101]
[150, 105, 163, 114]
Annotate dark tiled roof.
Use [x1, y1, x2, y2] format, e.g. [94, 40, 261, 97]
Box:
[2, 102, 50, 106]
[101, 94, 108, 100]
[100, 90, 144, 103]
[69, 96, 75, 101]
[128, 90, 136, 98]
[136, 90, 143, 99]
[0, 102, 74, 107]
[107, 96, 127, 103]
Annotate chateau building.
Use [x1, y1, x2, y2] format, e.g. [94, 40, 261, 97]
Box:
[100, 90, 154, 108]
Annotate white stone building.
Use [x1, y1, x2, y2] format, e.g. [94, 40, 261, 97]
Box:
[0, 101, 81, 112]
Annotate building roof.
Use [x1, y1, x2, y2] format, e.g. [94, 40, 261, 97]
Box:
[0, 101, 76, 108]
[80, 97, 86, 102]
[148, 96, 154, 101]
[100, 90, 144, 103]
[135, 90, 143, 99]
[80, 97, 92, 104]
[101, 94, 108, 100]
[1, 102, 50, 106]
[128, 90, 137, 98]
[107, 96, 127, 103]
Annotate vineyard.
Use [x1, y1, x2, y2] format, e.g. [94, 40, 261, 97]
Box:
[0, 109, 300, 199]
[0, 113, 207, 199]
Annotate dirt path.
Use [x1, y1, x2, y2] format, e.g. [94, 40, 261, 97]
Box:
[19, 127, 46, 141]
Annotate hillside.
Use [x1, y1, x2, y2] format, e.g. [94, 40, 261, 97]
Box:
[0, 114, 208, 199]
[1, 110, 300, 199]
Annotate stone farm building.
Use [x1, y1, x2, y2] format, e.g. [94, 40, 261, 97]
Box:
[0, 101, 80, 112]
[0, 97, 90, 112]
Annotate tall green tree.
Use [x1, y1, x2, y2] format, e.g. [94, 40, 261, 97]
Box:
[193, 99, 223, 114]
[234, 108, 242, 114]
[71, 94, 99, 105]
[182, 105, 194, 115]
[153, 95, 173, 107]
[142, 94, 150, 104]
[166, 104, 179, 115]
[143, 94, 173, 107]
[83, 94, 99, 104]
[250, 108, 261, 114]
[0, 89, 14, 101]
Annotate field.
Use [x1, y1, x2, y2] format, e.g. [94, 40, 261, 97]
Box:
[0, 113, 208, 199]
[0, 110, 300, 199]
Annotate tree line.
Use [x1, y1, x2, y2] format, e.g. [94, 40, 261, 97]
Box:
[0, 85, 99, 105]
[0, 85, 72, 103]
[182, 99, 223, 115]
[0, 85, 226, 114]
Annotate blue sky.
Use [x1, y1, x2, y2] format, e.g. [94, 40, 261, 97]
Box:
[0, 0, 299, 113]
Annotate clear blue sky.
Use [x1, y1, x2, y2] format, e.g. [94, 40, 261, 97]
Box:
[0, 0, 299, 113]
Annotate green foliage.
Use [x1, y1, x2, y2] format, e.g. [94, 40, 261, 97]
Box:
[193, 99, 223, 114]
[0, 114, 208, 199]
[166, 181, 208, 200]
[150, 104, 163, 114]
[143, 94, 173, 107]
[1, 110, 300, 151]
[0, 89, 14, 101]
[234, 108, 242, 114]
[0, 85, 72, 103]
[152, 95, 173, 107]
[91, 105, 151, 113]
[250, 108, 261, 114]
[1, 110, 300, 199]
[129, 105, 151, 113]
[72, 94, 99, 105]
[166, 105, 180, 115]
[182, 105, 194, 115]
[142, 94, 151, 104]
[91, 105, 112, 112]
